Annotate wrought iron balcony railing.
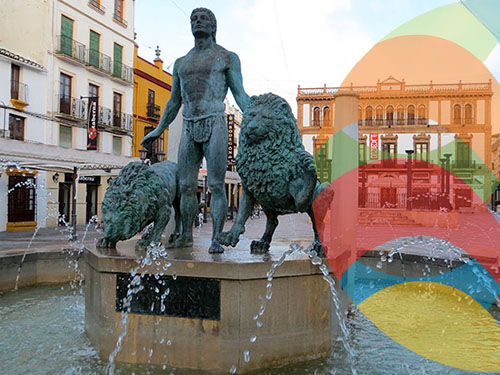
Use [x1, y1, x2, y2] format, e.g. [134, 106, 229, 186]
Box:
[112, 61, 133, 83]
[10, 80, 29, 103]
[56, 95, 87, 119]
[55, 35, 87, 64]
[87, 49, 113, 74]
[113, 12, 128, 26]
[146, 103, 161, 120]
[88, 0, 105, 12]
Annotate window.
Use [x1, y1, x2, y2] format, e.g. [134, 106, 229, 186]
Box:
[89, 30, 100, 68]
[114, 0, 124, 21]
[89, 0, 100, 8]
[59, 125, 72, 148]
[148, 89, 155, 104]
[407, 105, 415, 125]
[397, 105, 405, 125]
[113, 43, 123, 78]
[323, 107, 330, 125]
[312, 107, 320, 127]
[465, 104, 473, 124]
[89, 83, 99, 104]
[60, 15, 74, 56]
[456, 140, 471, 168]
[11, 64, 20, 100]
[359, 142, 366, 164]
[375, 106, 383, 125]
[365, 106, 373, 125]
[418, 106, 426, 125]
[113, 92, 122, 127]
[59, 73, 72, 114]
[453, 104, 461, 125]
[386, 106, 394, 126]
[113, 136, 122, 155]
[9, 115, 24, 141]
[382, 142, 396, 167]
[415, 142, 429, 164]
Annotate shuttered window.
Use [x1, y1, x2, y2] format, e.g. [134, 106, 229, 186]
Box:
[89, 30, 100, 68]
[60, 15, 73, 56]
[113, 43, 123, 77]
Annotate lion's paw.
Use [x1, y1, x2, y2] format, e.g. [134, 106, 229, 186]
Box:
[250, 240, 270, 254]
[217, 230, 241, 247]
[209, 240, 225, 254]
[96, 238, 116, 249]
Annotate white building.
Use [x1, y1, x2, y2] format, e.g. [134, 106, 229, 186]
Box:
[0, 0, 136, 231]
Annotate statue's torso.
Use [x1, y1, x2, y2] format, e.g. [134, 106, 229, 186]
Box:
[178, 45, 229, 118]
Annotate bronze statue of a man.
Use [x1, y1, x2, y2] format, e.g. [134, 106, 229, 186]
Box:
[142, 8, 249, 253]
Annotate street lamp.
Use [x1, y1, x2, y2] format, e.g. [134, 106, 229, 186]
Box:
[406, 150, 414, 210]
[156, 150, 165, 162]
[139, 146, 148, 162]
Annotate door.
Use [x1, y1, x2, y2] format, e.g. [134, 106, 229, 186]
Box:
[89, 30, 100, 68]
[9, 115, 24, 141]
[8, 175, 36, 222]
[86, 184, 98, 223]
[61, 15, 73, 56]
[380, 187, 397, 208]
[58, 182, 71, 225]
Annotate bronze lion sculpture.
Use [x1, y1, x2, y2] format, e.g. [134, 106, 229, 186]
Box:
[96, 161, 181, 250]
[218, 93, 332, 254]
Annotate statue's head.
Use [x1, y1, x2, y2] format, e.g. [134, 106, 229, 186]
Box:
[191, 8, 217, 42]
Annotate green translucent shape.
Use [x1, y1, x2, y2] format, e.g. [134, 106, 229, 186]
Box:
[461, 0, 500, 44]
[381, 3, 497, 62]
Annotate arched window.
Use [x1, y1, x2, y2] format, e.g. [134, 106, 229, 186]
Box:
[365, 106, 373, 126]
[386, 106, 394, 126]
[465, 104, 473, 124]
[453, 104, 461, 125]
[358, 106, 362, 122]
[407, 105, 415, 125]
[397, 105, 405, 125]
[312, 107, 320, 127]
[323, 106, 330, 125]
[376, 106, 383, 125]
[418, 106, 426, 125]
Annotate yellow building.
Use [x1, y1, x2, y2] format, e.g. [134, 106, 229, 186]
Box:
[133, 45, 172, 162]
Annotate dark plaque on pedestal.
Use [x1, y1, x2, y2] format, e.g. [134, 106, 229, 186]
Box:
[115, 273, 221, 320]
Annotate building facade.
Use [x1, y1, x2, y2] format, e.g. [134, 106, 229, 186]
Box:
[132, 44, 172, 163]
[297, 77, 494, 211]
[0, 0, 136, 231]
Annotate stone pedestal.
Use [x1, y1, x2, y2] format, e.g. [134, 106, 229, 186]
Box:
[84, 237, 339, 373]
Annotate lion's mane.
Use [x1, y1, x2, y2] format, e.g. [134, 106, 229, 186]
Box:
[237, 93, 313, 202]
[101, 162, 171, 242]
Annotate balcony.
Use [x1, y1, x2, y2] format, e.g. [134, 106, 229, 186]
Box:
[452, 160, 477, 169]
[359, 118, 429, 127]
[88, 0, 105, 13]
[112, 61, 133, 83]
[87, 49, 113, 74]
[113, 12, 128, 27]
[10, 80, 29, 109]
[55, 35, 87, 65]
[112, 111, 132, 131]
[55, 95, 87, 120]
[146, 103, 161, 120]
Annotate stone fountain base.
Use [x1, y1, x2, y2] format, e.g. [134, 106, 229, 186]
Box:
[84, 236, 339, 374]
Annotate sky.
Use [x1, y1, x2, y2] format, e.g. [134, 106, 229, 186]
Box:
[134, 0, 499, 112]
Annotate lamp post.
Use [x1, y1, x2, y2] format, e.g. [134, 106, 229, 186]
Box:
[406, 150, 414, 210]
[440, 158, 446, 208]
[139, 146, 148, 162]
[70, 166, 78, 241]
[444, 153, 452, 210]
